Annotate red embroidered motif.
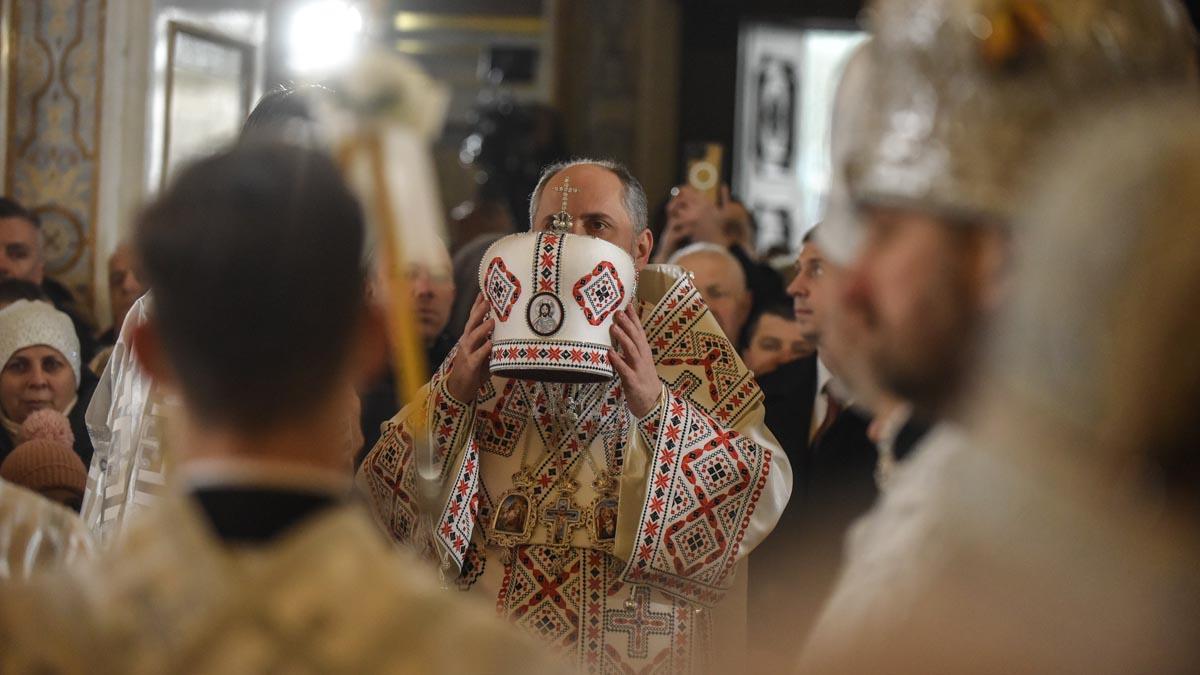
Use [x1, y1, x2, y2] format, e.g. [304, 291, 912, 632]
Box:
[499, 546, 582, 650]
[497, 546, 707, 673]
[572, 261, 626, 326]
[491, 340, 612, 379]
[534, 231, 565, 294]
[621, 389, 769, 607]
[645, 275, 763, 426]
[473, 380, 530, 458]
[484, 257, 521, 320]
[606, 587, 672, 658]
[365, 423, 418, 542]
[436, 438, 479, 567]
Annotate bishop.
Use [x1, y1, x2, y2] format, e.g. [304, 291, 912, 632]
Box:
[360, 159, 791, 673]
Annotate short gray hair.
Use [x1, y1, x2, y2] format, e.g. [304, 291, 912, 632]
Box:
[528, 158, 649, 234]
[667, 241, 733, 266]
[669, 242, 748, 290]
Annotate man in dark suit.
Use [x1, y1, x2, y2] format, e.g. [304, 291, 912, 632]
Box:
[750, 227, 883, 669]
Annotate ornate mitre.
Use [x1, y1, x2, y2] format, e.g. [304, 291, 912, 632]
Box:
[851, 0, 1195, 227]
[478, 227, 637, 383]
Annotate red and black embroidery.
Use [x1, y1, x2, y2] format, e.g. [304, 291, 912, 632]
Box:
[484, 257, 521, 321]
[572, 260, 626, 326]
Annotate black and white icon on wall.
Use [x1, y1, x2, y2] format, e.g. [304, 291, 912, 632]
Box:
[754, 204, 795, 255]
[754, 55, 797, 175]
[528, 292, 565, 336]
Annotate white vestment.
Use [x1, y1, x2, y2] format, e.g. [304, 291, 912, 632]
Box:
[799, 424, 1200, 673]
[360, 266, 791, 673]
[82, 294, 175, 545]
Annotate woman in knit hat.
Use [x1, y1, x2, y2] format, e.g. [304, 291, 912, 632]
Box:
[0, 300, 97, 467]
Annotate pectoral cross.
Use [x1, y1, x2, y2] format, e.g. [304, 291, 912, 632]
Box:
[551, 176, 580, 232]
[541, 491, 582, 546]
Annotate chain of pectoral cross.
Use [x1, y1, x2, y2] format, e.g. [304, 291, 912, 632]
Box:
[532, 382, 623, 503]
[532, 380, 629, 551]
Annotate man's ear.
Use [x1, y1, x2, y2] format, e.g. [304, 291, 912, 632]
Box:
[634, 228, 654, 269]
[130, 320, 174, 386]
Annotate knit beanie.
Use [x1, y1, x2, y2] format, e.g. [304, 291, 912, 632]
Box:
[0, 409, 86, 501]
[0, 300, 81, 387]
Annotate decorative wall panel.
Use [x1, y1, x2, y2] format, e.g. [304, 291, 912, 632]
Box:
[5, 0, 106, 310]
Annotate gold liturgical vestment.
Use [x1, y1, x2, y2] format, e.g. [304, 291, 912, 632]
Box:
[359, 265, 792, 673]
[0, 479, 92, 582]
[0, 492, 559, 674]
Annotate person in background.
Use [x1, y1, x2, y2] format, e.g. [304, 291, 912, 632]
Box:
[88, 243, 148, 375]
[670, 241, 752, 345]
[406, 243, 456, 368]
[0, 197, 97, 362]
[654, 185, 724, 259]
[740, 304, 813, 377]
[0, 300, 96, 468]
[0, 383, 93, 585]
[724, 198, 759, 256]
[749, 224, 882, 669]
[96, 242, 146, 348]
[358, 238, 457, 465]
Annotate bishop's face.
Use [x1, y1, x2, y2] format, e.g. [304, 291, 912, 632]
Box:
[530, 164, 653, 270]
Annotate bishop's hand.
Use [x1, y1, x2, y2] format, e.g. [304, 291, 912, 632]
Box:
[610, 303, 662, 418]
[446, 293, 495, 404]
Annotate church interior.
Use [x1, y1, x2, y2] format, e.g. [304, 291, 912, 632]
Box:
[1, 0, 1199, 673]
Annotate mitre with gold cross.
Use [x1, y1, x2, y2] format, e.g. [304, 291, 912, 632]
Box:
[478, 176, 638, 383]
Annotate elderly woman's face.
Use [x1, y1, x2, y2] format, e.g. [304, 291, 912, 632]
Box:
[1, 345, 76, 423]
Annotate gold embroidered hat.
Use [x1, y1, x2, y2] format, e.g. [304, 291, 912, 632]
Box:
[479, 230, 637, 383]
[849, 0, 1197, 227]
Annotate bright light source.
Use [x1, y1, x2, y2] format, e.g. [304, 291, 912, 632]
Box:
[288, 0, 363, 76]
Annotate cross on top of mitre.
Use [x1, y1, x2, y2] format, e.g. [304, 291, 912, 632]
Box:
[550, 176, 580, 232]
